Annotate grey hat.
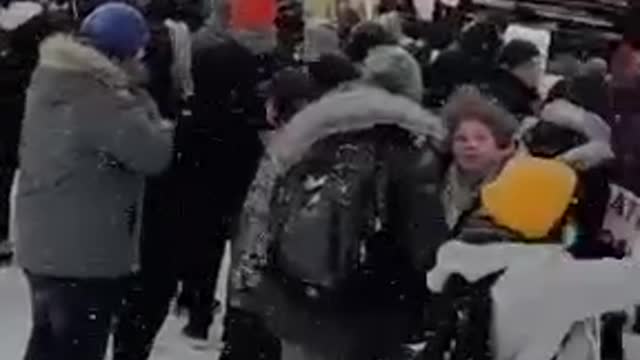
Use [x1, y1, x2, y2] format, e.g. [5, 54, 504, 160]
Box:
[302, 18, 341, 62]
[362, 45, 423, 102]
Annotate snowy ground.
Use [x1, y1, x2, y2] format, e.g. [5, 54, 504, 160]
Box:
[0, 245, 230, 360]
[3, 246, 640, 360]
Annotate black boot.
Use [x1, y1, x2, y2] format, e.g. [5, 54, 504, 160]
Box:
[219, 307, 281, 360]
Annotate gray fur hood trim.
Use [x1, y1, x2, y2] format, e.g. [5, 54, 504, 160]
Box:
[539, 100, 614, 170]
[268, 84, 445, 175]
[540, 100, 611, 142]
[38, 34, 130, 89]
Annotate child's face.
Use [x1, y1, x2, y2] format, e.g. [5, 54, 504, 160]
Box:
[452, 119, 513, 175]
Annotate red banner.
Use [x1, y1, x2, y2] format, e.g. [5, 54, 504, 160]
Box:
[230, 0, 276, 30]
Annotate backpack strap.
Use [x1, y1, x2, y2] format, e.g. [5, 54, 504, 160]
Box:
[448, 196, 481, 239]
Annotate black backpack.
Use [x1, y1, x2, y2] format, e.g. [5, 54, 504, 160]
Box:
[269, 136, 389, 302]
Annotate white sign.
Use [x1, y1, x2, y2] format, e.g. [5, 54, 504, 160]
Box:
[602, 184, 640, 260]
[414, 0, 436, 21]
[440, 0, 460, 7]
[504, 24, 552, 72]
[348, 0, 378, 19]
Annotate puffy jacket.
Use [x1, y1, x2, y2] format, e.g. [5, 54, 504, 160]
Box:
[231, 84, 448, 358]
[15, 35, 173, 278]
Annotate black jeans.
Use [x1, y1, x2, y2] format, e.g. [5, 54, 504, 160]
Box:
[0, 166, 14, 239]
[113, 274, 177, 360]
[177, 216, 229, 332]
[601, 312, 626, 360]
[23, 272, 126, 360]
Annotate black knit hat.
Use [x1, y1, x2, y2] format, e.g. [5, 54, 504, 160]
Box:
[266, 67, 319, 126]
[267, 67, 318, 104]
[498, 39, 540, 69]
[345, 21, 396, 62]
[307, 54, 361, 93]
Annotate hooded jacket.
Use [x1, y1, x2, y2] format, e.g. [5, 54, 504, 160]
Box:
[527, 100, 616, 258]
[424, 157, 633, 360]
[231, 84, 447, 356]
[607, 72, 640, 197]
[482, 68, 540, 119]
[15, 35, 173, 278]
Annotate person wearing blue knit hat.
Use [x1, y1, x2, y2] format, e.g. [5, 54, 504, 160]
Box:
[15, 2, 173, 360]
[80, 2, 150, 60]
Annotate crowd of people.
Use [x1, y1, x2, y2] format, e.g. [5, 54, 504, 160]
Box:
[3, 0, 640, 359]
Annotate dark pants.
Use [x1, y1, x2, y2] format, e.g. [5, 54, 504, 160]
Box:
[178, 272, 220, 331]
[113, 274, 177, 360]
[219, 307, 281, 360]
[178, 215, 229, 332]
[601, 312, 626, 360]
[23, 272, 126, 360]
[0, 166, 14, 239]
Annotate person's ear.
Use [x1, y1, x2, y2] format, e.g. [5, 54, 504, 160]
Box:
[498, 139, 517, 158]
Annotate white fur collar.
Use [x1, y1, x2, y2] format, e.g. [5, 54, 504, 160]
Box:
[267, 84, 446, 175]
[38, 34, 129, 89]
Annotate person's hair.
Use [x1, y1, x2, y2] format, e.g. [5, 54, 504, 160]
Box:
[268, 67, 318, 126]
[275, 0, 304, 34]
[344, 21, 396, 62]
[143, 0, 175, 20]
[307, 54, 360, 93]
[498, 38, 540, 69]
[459, 21, 502, 59]
[441, 86, 519, 149]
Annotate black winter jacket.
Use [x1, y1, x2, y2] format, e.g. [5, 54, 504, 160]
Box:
[482, 68, 540, 119]
[231, 84, 448, 359]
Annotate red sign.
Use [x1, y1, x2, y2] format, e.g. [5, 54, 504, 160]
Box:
[230, 0, 276, 30]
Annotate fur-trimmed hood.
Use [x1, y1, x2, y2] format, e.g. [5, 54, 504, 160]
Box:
[267, 84, 445, 175]
[528, 99, 614, 171]
[37, 34, 131, 89]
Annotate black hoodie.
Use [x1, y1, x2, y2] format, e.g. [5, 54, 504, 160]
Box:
[482, 68, 540, 119]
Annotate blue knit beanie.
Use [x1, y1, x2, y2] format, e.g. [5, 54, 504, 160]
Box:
[80, 2, 149, 60]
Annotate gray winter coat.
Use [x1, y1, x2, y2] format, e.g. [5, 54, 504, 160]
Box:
[15, 35, 173, 279]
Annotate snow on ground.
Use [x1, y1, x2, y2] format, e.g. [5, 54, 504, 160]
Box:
[3, 244, 640, 360]
[0, 244, 230, 360]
